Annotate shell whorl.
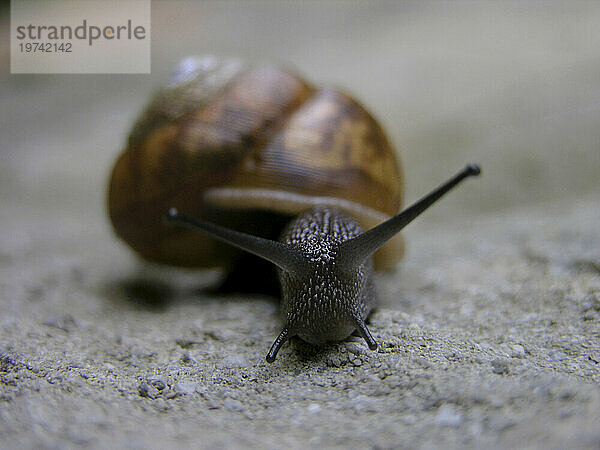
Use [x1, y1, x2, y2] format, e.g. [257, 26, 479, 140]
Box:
[108, 56, 403, 269]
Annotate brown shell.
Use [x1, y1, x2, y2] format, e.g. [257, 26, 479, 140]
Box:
[108, 56, 404, 270]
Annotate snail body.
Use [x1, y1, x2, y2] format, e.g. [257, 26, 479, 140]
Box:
[108, 56, 480, 362]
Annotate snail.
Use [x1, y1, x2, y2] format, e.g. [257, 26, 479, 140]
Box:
[108, 56, 480, 363]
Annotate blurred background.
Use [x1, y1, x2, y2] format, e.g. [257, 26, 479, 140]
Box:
[2, 1, 599, 242]
[1, 0, 599, 280]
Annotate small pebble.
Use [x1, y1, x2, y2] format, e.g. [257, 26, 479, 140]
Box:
[224, 398, 244, 412]
[346, 342, 368, 356]
[42, 314, 77, 332]
[149, 377, 166, 390]
[582, 293, 600, 311]
[509, 344, 526, 358]
[435, 404, 462, 428]
[486, 415, 516, 432]
[491, 358, 510, 374]
[347, 390, 360, 399]
[350, 395, 378, 413]
[582, 311, 596, 321]
[180, 353, 197, 365]
[174, 381, 197, 395]
[326, 355, 343, 367]
[351, 358, 363, 367]
[175, 338, 199, 349]
[372, 385, 392, 396]
[307, 403, 321, 413]
[206, 399, 219, 409]
[138, 382, 152, 398]
[559, 409, 573, 419]
[557, 390, 574, 400]
[204, 329, 237, 341]
[548, 350, 567, 362]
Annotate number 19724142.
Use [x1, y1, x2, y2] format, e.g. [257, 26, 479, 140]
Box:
[19, 42, 72, 53]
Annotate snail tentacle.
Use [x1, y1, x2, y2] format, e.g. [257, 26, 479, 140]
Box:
[266, 327, 290, 363]
[165, 208, 309, 277]
[354, 318, 378, 351]
[337, 164, 481, 271]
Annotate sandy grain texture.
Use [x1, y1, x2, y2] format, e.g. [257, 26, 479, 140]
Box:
[1, 2, 599, 449]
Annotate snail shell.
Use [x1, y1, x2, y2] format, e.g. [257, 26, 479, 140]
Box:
[108, 56, 403, 270]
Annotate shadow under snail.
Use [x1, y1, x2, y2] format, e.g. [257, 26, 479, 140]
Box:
[108, 56, 481, 363]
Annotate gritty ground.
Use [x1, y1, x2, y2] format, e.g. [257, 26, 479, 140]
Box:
[1, 2, 599, 449]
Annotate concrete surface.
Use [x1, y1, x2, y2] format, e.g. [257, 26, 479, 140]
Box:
[1, 2, 599, 449]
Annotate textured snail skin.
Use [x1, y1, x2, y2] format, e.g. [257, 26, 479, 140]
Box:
[278, 207, 375, 344]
